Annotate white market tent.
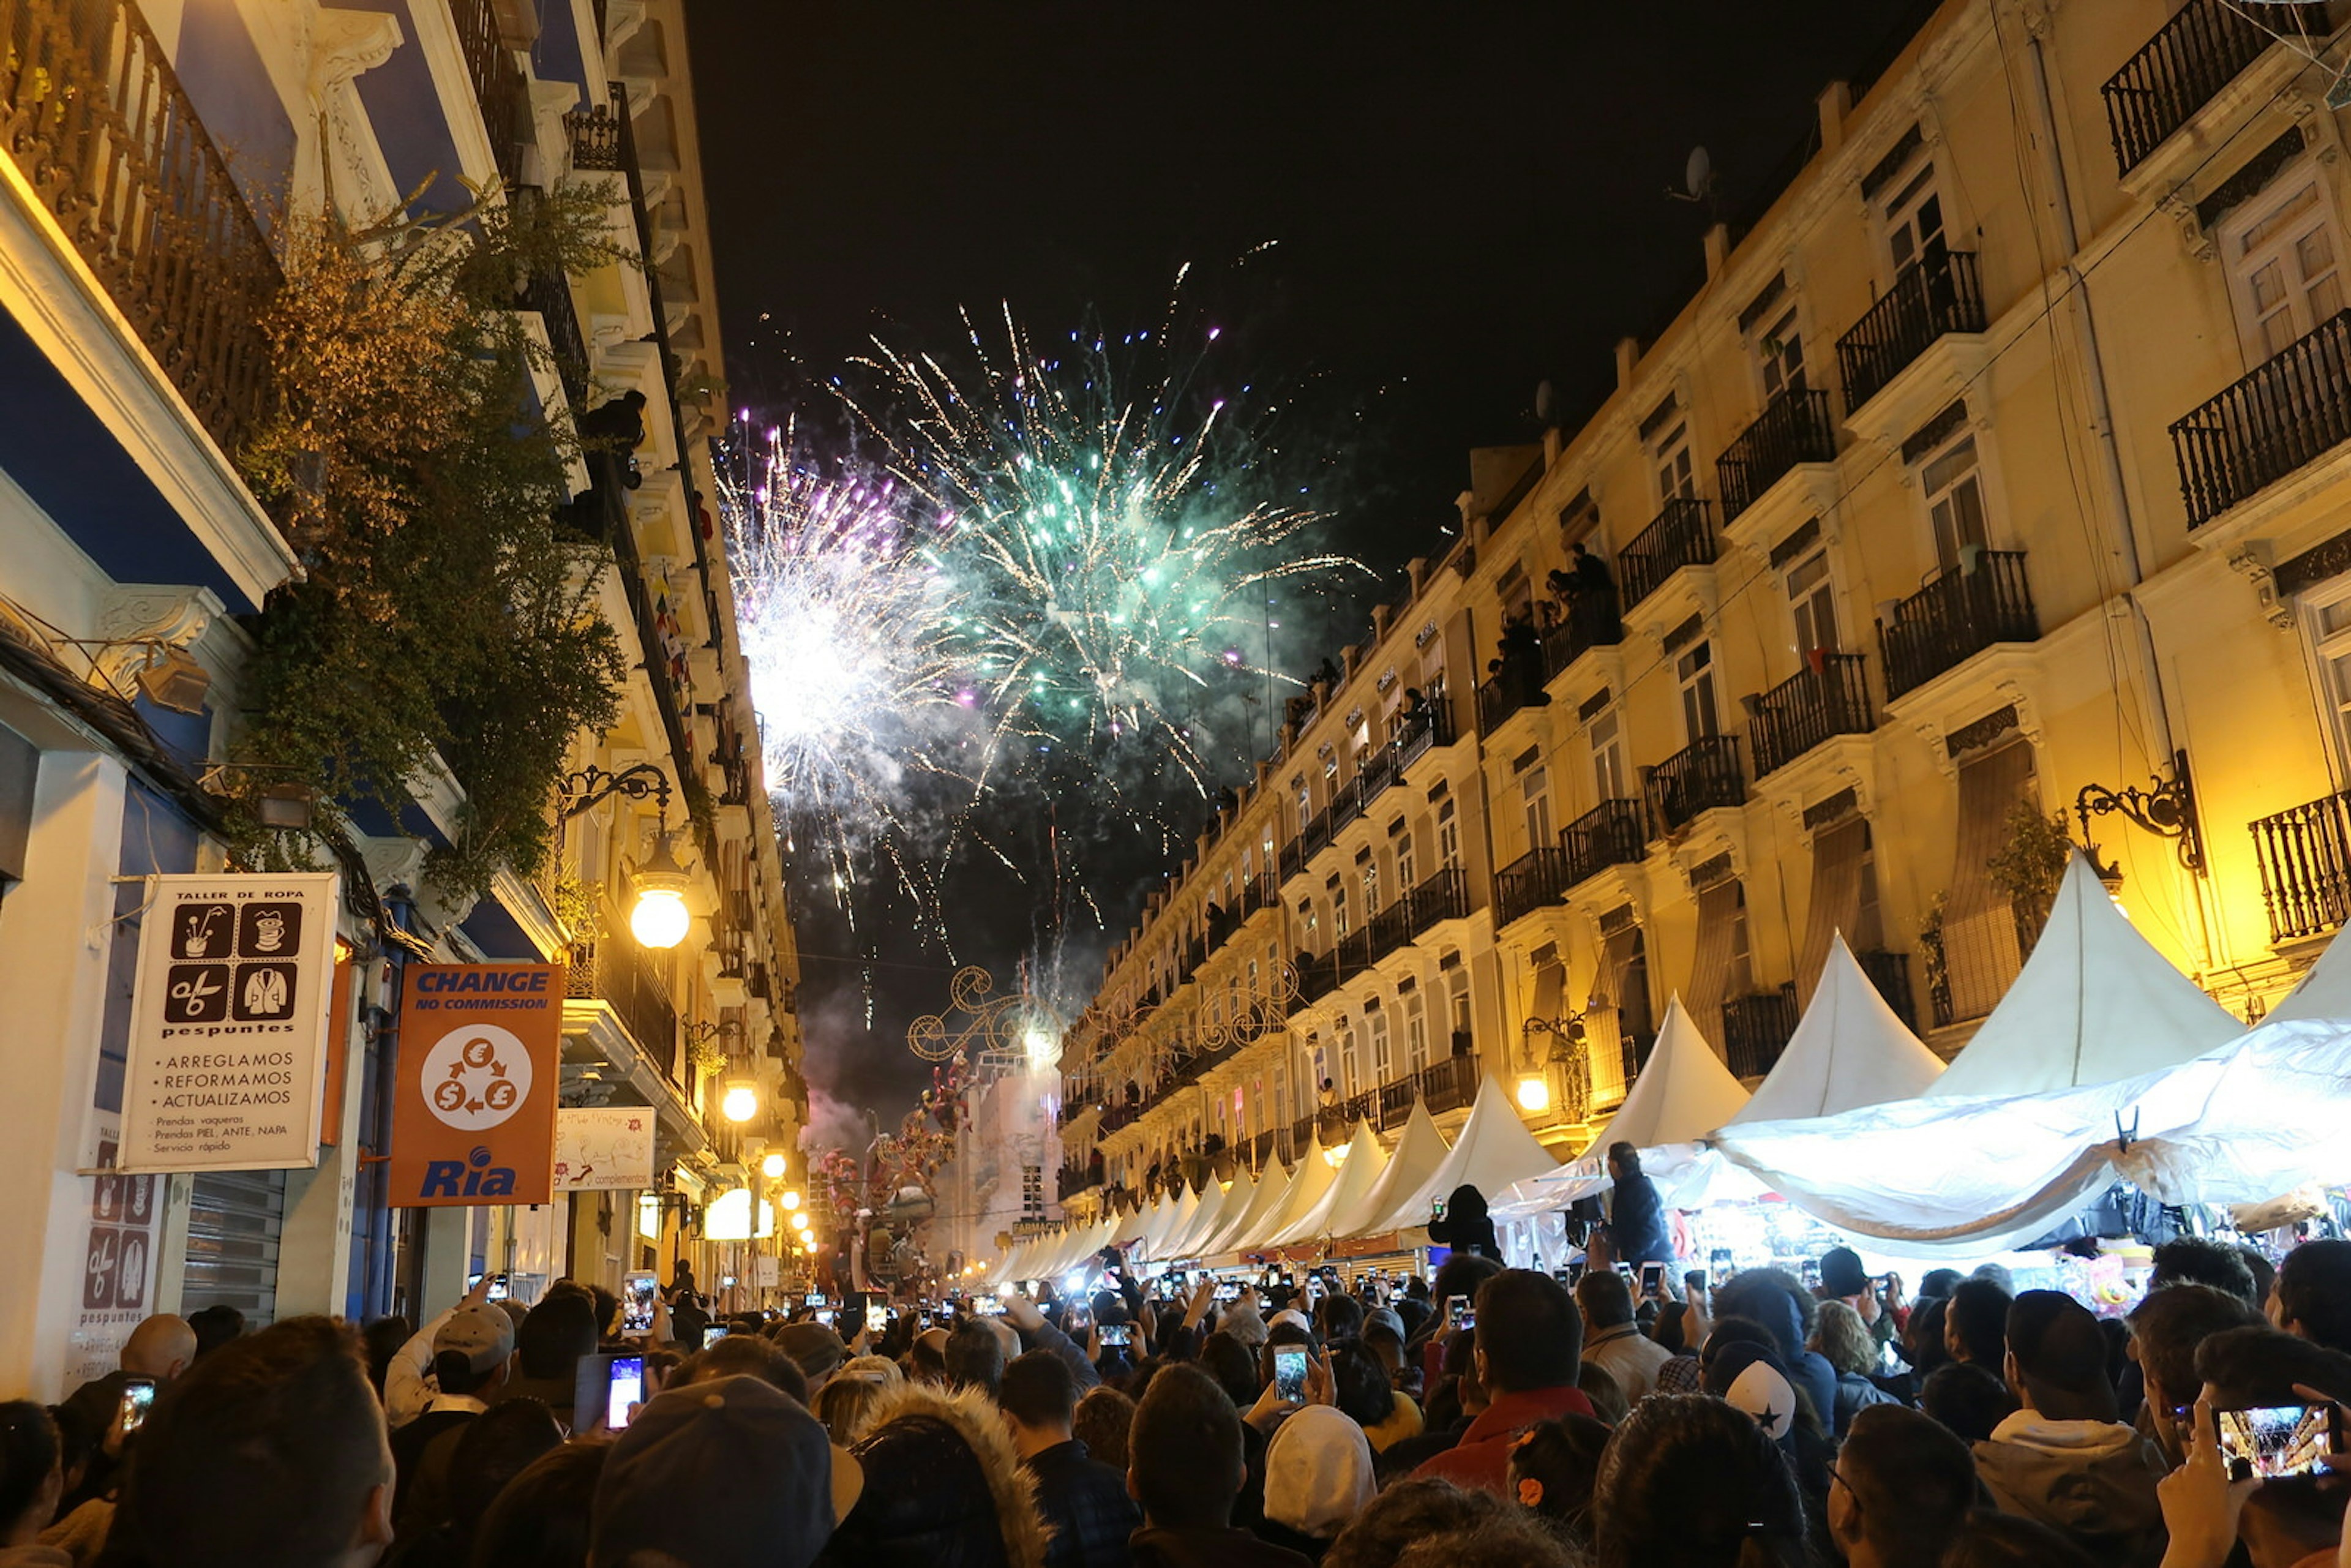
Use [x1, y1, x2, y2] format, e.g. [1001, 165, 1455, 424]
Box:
[1253, 1133, 1341, 1244]
[1728, 934, 1947, 1123]
[1139, 1187, 1202, 1261]
[1168, 1170, 1251, 1258]
[1200, 1158, 1295, 1257]
[1925, 852, 2240, 1098]
[2265, 924, 2351, 1026]
[1331, 1100, 1452, 1239]
[1360, 1073, 1561, 1236]
[1270, 1119, 1389, 1247]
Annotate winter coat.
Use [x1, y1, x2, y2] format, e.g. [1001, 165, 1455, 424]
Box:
[1973, 1411, 2167, 1568]
[1605, 1169, 1675, 1266]
[1026, 1438, 1139, 1568]
[1831, 1368, 1899, 1436]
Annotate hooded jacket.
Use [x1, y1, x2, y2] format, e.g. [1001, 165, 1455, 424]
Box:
[817, 1382, 1052, 1568]
[1973, 1411, 2167, 1568]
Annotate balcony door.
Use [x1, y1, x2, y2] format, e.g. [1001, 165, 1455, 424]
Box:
[1785, 547, 1839, 659]
[1591, 707, 1630, 801]
[1368, 1008, 1393, 1085]
[1884, 165, 1947, 276]
[2225, 179, 2345, 364]
[1403, 990, 1428, 1075]
[1654, 421, 1698, 505]
[1678, 642, 1721, 741]
[1521, 764, 1553, 853]
[1919, 429, 1991, 573]
[1755, 305, 1807, 403]
[2303, 585, 2351, 775]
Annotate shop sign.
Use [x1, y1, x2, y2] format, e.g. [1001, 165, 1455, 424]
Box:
[389, 964, 563, 1207]
[554, 1106, 656, 1191]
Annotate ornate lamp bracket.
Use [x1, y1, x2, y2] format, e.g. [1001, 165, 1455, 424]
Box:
[2074, 748, 2203, 877]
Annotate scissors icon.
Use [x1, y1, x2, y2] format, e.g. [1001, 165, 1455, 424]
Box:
[171, 972, 223, 1008]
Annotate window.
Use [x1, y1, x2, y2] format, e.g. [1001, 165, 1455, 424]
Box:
[1884, 165, 1946, 274]
[1333, 884, 1350, 937]
[1403, 991, 1428, 1073]
[1756, 305, 1806, 402]
[1369, 1008, 1393, 1083]
[1786, 548, 1838, 656]
[1240, 848, 1254, 885]
[1437, 798, 1461, 868]
[1653, 421, 1697, 503]
[1295, 779, 1311, 833]
[1522, 764, 1553, 850]
[1362, 861, 1381, 915]
[1920, 431, 1989, 572]
[1677, 642, 1720, 741]
[2227, 181, 2345, 362]
[1447, 972, 1472, 1045]
[1397, 832, 1417, 891]
[2306, 588, 2351, 770]
[1591, 707, 1630, 801]
[1339, 1021, 1362, 1094]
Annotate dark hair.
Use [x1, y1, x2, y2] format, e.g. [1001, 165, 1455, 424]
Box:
[0, 1401, 59, 1534]
[2127, 1283, 2262, 1405]
[1839, 1405, 1977, 1566]
[1072, 1386, 1135, 1471]
[1608, 1142, 1640, 1174]
[468, 1438, 605, 1568]
[1473, 1270, 1582, 1394]
[1128, 1363, 1242, 1529]
[2004, 1292, 2110, 1414]
[2148, 1237, 2260, 1306]
[1329, 1341, 1393, 1430]
[999, 1349, 1078, 1428]
[110, 1317, 388, 1568]
[1938, 1507, 2099, 1568]
[516, 1294, 598, 1381]
[446, 1398, 561, 1534]
[1700, 1315, 1782, 1368]
[1712, 1269, 1817, 1362]
[944, 1321, 1007, 1397]
[432, 1348, 496, 1397]
[1391, 1512, 1578, 1567]
[2194, 1322, 2351, 1409]
[1507, 1413, 1610, 1540]
[2239, 1247, 2277, 1305]
[585, 1287, 620, 1341]
[2276, 1239, 2351, 1352]
[1575, 1267, 1637, 1330]
[1425, 1255, 1502, 1325]
[361, 1316, 412, 1396]
[1917, 1269, 1965, 1301]
[1905, 1296, 1952, 1381]
[675, 1337, 808, 1404]
[1197, 1332, 1259, 1409]
[1317, 1293, 1365, 1343]
[186, 1305, 246, 1360]
[1592, 1394, 1808, 1568]
[1324, 1477, 1510, 1568]
[1944, 1278, 2012, 1368]
[1921, 1363, 2017, 1444]
[1652, 1300, 1690, 1356]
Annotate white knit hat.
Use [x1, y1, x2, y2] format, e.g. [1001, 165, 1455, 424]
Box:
[1264, 1405, 1374, 1540]
[1725, 1359, 1798, 1441]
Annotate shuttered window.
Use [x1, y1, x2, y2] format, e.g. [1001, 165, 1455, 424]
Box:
[1796, 818, 1870, 1006]
[1686, 879, 1746, 1048]
[1945, 738, 2037, 1021]
[1590, 927, 1650, 1103]
[181, 1169, 287, 1326]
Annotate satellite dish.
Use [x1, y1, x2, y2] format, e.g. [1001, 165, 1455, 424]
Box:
[1535, 380, 1558, 426]
[1668, 146, 1715, 204]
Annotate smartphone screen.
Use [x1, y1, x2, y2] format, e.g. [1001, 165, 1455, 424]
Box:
[623, 1271, 658, 1334]
[1568, 1261, 1588, 1286]
[486, 1273, 511, 1302]
[1274, 1347, 1308, 1403]
[806, 1291, 827, 1308]
[117, 1376, 157, 1436]
[1686, 1269, 1709, 1299]
[606, 1354, 645, 1431]
[816, 1309, 834, 1327]
[1100, 1323, 1131, 1349]
[864, 1307, 887, 1335]
[1215, 1283, 1239, 1302]
[2217, 1404, 2339, 1479]
[703, 1324, 730, 1345]
[1638, 1263, 1665, 1300]
[1446, 1297, 1469, 1332]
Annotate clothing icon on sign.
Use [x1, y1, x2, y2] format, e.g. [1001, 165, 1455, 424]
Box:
[233, 963, 297, 1021]
[164, 964, 232, 1023]
[172, 903, 234, 959]
[239, 902, 301, 958]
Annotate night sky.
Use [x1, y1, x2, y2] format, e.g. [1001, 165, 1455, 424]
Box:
[688, 0, 1939, 1144]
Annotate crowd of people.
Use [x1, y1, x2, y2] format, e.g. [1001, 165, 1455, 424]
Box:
[4, 1196, 2351, 1568]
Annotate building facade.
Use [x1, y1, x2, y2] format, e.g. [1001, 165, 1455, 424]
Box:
[1056, 0, 2351, 1225]
[0, 0, 802, 1399]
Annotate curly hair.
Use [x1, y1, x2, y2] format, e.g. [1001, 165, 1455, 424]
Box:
[1810, 1299, 1878, 1377]
[1324, 1478, 1510, 1568]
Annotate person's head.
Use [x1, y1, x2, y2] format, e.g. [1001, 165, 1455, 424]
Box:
[675, 1336, 809, 1403]
[0, 1402, 61, 1547]
[1917, 1269, 1964, 1302]
[591, 1376, 838, 1568]
[1578, 1359, 1630, 1425]
[1329, 1340, 1395, 1430]
[1472, 1269, 1582, 1396]
[909, 1329, 948, 1384]
[1506, 1413, 1610, 1542]
[1322, 1477, 1512, 1568]
[1428, 1253, 1502, 1321]
[840, 1354, 903, 1387]
[1316, 1291, 1365, 1343]
[186, 1304, 246, 1361]
[998, 1349, 1078, 1446]
[2270, 1238, 2351, 1351]
[2127, 1283, 2263, 1458]
[121, 1313, 198, 1381]
[585, 1286, 621, 1341]
[1811, 1298, 1878, 1377]
[359, 1316, 411, 1396]
[1943, 1278, 2012, 1368]
[471, 1438, 606, 1568]
[943, 1320, 1007, 1397]
[776, 1321, 850, 1394]
[1827, 1405, 1976, 1568]
[1702, 1342, 1804, 1444]
[444, 1397, 561, 1542]
[109, 1316, 393, 1568]
[1071, 1386, 1135, 1471]
[2195, 1321, 2351, 1411]
[1575, 1267, 1637, 1331]
[430, 1303, 517, 1400]
[1264, 1403, 1375, 1542]
[812, 1373, 887, 1447]
[2150, 1237, 2261, 1306]
[516, 1292, 598, 1384]
[1711, 1269, 1815, 1365]
[1652, 1299, 1690, 1354]
[1197, 1332, 1259, 1409]
[1591, 1394, 1808, 1567]
[1818, 1247, 1870, 1300]
[1920, 1362, 2018, 1444]
[2240, 1247, 2278, 1306]
[2002, 1291, 2115, 1422]
[1390, 1512, 1578, 1568]
[1938, 1507, 2099, 1568]
[1607, 1141, 1640, 1179]
[1127, 1362, 1242, 1530]
[830, 1380, 1048, 1568]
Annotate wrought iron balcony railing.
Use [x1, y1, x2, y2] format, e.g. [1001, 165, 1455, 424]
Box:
[1747, 654, 1873, 778]
[1717, 388, 1837, 522]
[1723, 986, 1799, 1079]
[2170, 309, 2351, 528]
[1619, 498, 1717, 610]
[566, 896, 682, 1080]
[1540, 598, 1626, 683]
[1644, 734, 1745, 835]
[1559, 799, 1648, 887]
[1855, 948, 1917, 1030]
[1836, 250, 1987, 410]
[1407, 867, 1470, 934]
[2102, 0, 2327, 175]
[2251, 787, 2351, 942]
[1475, 656, 1551, 734]
[1495, 846, 1570, 928]
[0, 0, 283, 460]
[1877, 551, 2038, 700]
[450, 0, 527, 189]
[1393, 694, 1457, 767]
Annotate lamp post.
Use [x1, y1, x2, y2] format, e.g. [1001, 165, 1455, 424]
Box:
[1519, 1006, 1603, 1120]
[557, 763, 693, 950]
[2074, 749, 2204, 886]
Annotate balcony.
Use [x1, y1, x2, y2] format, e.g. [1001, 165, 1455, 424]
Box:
[1855, 948, 1918, 1030]
[1540, 599, 1626, 683]
[1393, 693, 1457, 767]
[1717, 388, 1837, 522]
[563, 97, 626, 172]
[1747, 655, 1873, 778]
[1495, 847, 1571, 928]
[1559, 800, 1648, 888]
[1619, 498, 1717, 610]
[450, 0, 528, 189]
[1367, 900, 1414, 964]
[1877, 552, 2038, 700]
[1723, 986, 1800, 1079]
[2251, 787, 2351, 942]
[1475, 656, 1551, 734]
[2170, 310, 2351, 530]
[1422, 1052, 1480, 1115]
[0, 0, 283, 462]
[1407, 866, 1470, 933]
[1836, 250, 1987, 411]
[2101, 1, 2327, 176]
[1644, 735, 1745, 835]
[567, 910, 682, 1081]
[1280, 838, 1305, 883]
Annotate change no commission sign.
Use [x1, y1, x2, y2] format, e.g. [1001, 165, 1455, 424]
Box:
[389, 964, 563, 1208]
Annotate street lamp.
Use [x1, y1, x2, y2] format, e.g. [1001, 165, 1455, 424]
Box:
[791, 1210, 811, 1233]
[781, 1189, 802, 1211]
[1516, 1075, 1552, 1112]
[721, 1079, 760, 1123]
[760, 1151, 786, 1180]
[626, 828, 692, 950]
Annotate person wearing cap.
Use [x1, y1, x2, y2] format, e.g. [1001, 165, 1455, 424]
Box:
[779, 1321, 851, 1396]
[591, 1374, 847, 1568]
[390, 1302, 514, 1540]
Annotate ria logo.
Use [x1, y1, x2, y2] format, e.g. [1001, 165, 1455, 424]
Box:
[419, 1024, 533, 1131]
[420, 1145, 517, 1199]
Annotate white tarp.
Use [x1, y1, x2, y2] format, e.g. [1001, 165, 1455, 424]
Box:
[2266, 928, 2351, 1025]
[1201, 1159, 1295, 1257]
[1926, 852, 2240, 1098]
[1169, 1172, 1250, 1258]
[1254, 1133, 1340, 1244]
[1270, 1119, 1389, 1247]
[1730, 934, 1947, 1123]
[1360, 1073, 1560, 1237]
[1332, 1101, 1451, 1239]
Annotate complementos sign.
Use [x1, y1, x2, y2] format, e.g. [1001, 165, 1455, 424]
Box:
[118, 874, 339, 1173]
[389, 964, 563, 1207]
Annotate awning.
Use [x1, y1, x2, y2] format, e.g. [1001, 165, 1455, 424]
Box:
[1199, 1160, 1295, 1257]
[1359, 1073, 1560, 1237]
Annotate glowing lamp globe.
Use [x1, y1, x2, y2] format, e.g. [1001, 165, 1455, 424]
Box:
[760, 1151, 786, 1180]
[791, 1210, 811, 1232]
[781, 1190, 803, 1211]
[721, 1080, 760, 1123]
[1516, 1075, 1551, 1113]
[628, 831, 693, 950]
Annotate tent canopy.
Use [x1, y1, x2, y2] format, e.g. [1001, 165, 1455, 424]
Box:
[1588, 995, 1750, 1152]
[1201, 1158, 1295, 1258]
[1170, 1171, 1251, 1258]
[1730, 934, 1946, 1123]
[1333, 1101, 1451, 1239]
[1926, 852, 2240, 1098]
[2267, 929, 2351, 1025]
[1257, 1133, 1341, 1243]
[1271, 1119, 1388, 1247]
[1362, 1073, 1559, 1236]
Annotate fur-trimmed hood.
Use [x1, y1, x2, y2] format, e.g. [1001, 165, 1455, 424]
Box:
[814, 1380, 1051, 1568]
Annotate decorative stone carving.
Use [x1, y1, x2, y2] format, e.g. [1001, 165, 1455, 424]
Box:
[93, 585, 224, 687]
[2229, 542, 2295, 630]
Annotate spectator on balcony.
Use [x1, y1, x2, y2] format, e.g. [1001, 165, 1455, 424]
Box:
[578, 388, 647, 451]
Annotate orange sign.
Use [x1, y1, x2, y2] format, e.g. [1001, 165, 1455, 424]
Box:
[388, 964, 564, 1207]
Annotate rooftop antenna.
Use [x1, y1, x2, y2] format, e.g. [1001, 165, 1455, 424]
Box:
[1667, 146, 1718, 219]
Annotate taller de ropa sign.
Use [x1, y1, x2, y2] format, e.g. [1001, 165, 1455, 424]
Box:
[118, 874, 340, 1174]
[389, 965, 564, 1207]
